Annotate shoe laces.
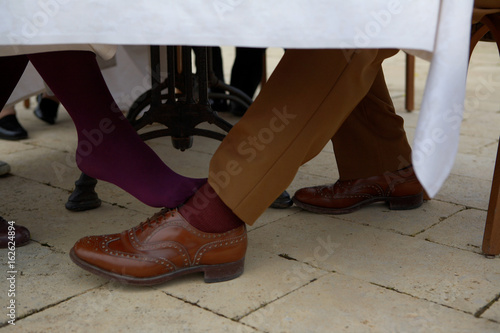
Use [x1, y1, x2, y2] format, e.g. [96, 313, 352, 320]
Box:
[137, 208, 176, 231]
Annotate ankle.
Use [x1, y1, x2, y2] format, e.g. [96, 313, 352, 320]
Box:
[0, 106, 16, 118]
[180, 183, 244, 233]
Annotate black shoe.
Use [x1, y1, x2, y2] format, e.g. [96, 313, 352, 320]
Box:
[34, 94, 59, 125]
[230, 101, 248, 117]
[0, 161, 10, 176]
[211, 99, 230, 112]
[270, 190, 293, 209]
[0, 114, 28, 140]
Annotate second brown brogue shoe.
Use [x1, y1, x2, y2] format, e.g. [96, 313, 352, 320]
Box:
[292, 166, 424, 214]
[70, 209, 247, 286]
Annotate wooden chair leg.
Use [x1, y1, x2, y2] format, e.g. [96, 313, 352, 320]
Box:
[470, 23, 490, 57]
[482, 14, 500, 55]
[483, 141, 500, 256]
[261, 50, 267, 88]
[479, 13, 500, 256]
[405, 53, 415, 112]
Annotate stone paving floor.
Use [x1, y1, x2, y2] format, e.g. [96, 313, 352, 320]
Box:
[0, 44, 499, 332]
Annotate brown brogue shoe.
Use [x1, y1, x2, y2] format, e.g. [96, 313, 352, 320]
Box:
[293, 166, 424, 214]
[70, 209, 247, 286]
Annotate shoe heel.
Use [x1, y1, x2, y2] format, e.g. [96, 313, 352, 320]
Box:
[388, 192, 424, 210]
[203, 258, 245, 283]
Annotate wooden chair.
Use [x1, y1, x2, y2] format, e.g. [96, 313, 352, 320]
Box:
[472, 11, 500, 256]
[405, 54, 415, 112]
[406, 8, 500, 255]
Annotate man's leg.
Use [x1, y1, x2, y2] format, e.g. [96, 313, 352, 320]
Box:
[292, 68, 423, 214]
[70, 48, 398, 285]
[332, 68, 412, 179]
[26, 51, 205, 208]
[0, 55, 30, 108]
[230, 47, 267, 116]
[209, 48, 399, 224]
[0, 56, 31, 141]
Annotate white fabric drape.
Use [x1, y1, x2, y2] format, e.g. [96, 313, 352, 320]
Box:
[0, 0, 474, 197]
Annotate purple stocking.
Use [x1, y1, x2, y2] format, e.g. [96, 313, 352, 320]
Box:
[24, 51, 205, 207]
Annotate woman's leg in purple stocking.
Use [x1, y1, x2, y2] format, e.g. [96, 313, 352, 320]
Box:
[0, 55, 29, 108]
[27, 51, 205, 208]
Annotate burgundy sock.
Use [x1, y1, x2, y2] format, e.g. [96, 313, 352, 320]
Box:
[27, 51, 205, 208]
[180, 183, 244, 233]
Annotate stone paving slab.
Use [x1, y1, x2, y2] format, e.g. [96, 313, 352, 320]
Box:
[0, 140, 36, 156]
[13, 106, 77, 150]
[483, 299, 500, 323]
[249, 207, 302, 231]
[2, 145, 81, 193]
[0, 176, 149, 252]
[7, 283, 257, 333]
[460, 113, 500, 140]
[435, 173, 491, 210]
[241, 273, 500, 333]
[249, 213, 500, 315]
[456, 134, 498, 156]
[154, 247, 328, 320]
[452, 153, 495, 182]
[0, 243, 105, 325]
[416, 208, 488, 253]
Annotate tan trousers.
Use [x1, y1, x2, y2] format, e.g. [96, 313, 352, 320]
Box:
[208, 48, 407, 224]
[332, 68, 411, 180]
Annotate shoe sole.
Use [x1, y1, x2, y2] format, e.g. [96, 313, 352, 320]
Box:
[34, 109, 56, 125]
[65, 199, 102, 212]
[69, 248, 245, 286]
[292, 192, 424, 215]
[0, 134, 27, 141]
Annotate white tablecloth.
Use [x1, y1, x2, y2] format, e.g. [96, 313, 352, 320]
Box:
[0, 0, 474, 197]
[6, 46, 151, 111]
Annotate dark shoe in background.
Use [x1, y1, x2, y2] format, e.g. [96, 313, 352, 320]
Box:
[0, 114, 28, 140]
[230, 101, 248, 117]
[0, 160, 10, 176]
[0, 216, 30, 248]
[210, 98, 230, 112]
[34, 94, 59, 125]
[270, 191, 293, 209]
